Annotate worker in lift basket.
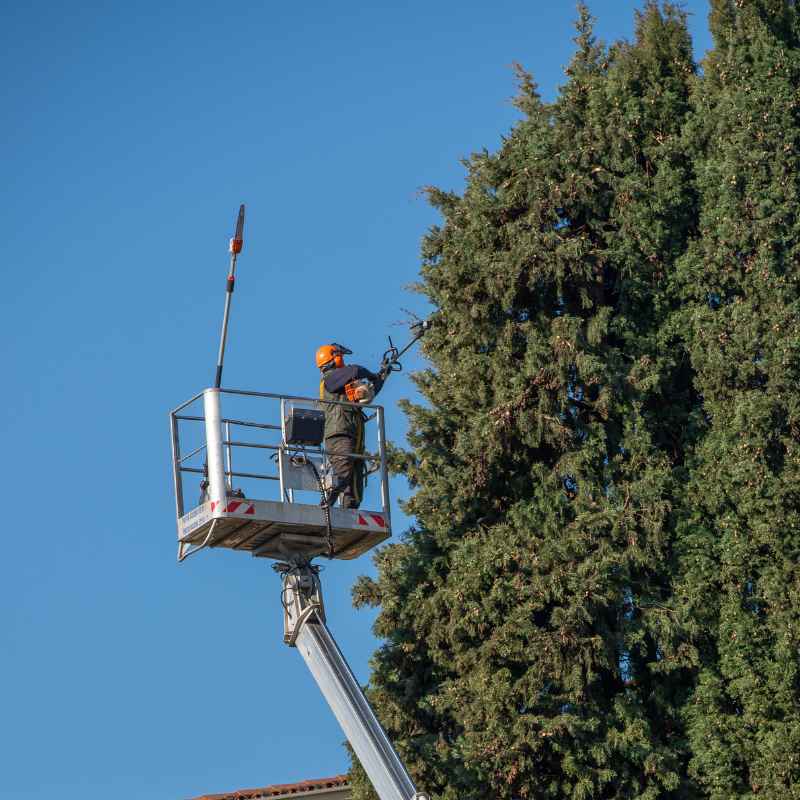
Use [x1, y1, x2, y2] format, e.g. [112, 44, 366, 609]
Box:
[316, 343, 385, 509]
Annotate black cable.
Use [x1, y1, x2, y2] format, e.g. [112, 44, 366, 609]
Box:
[291, 451, 335, 558]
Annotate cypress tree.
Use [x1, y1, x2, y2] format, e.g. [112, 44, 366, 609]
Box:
[672, 2, 800, 797]
[350, 5, 698, 798]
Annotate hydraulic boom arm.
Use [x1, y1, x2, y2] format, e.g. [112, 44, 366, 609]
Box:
[275, 561, 429, 800]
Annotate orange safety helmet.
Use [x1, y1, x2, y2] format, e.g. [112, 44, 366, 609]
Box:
[315, 343, 351, 370]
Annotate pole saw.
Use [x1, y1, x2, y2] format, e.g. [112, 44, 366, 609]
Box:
[378, 317, 432, 380]
[344, 318, 432, 404]
[214, 204, 245, 388]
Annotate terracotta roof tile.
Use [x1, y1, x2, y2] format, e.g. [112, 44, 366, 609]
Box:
[191, 774, 349, 800]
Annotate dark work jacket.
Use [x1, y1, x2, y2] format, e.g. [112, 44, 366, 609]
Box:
[319, 365, 384, 442]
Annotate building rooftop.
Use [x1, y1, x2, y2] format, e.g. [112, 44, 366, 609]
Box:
[191, 775, 350, 800]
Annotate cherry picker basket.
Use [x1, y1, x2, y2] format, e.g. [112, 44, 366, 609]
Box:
[169, 388, 392, 562]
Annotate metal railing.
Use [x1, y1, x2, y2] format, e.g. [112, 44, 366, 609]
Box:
[169, 387, 391, 523]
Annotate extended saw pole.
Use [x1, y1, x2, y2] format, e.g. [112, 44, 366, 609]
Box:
[392, 321, 430, 363]
[214, 204, 245, 388]
[379, 319, 432, 379]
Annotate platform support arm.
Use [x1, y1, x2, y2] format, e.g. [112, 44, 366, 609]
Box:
[275, 563, 429, 800]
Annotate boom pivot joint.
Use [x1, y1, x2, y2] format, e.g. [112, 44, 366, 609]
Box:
[274, 560, 326, 646]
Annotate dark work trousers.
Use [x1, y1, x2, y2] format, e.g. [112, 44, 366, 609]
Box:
[325, 434, 365, 509]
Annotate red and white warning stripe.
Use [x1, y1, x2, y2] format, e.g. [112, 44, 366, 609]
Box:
[356, 512, 387, 530]
[211, 500, 255, 515]
[224, 500, 255, 514]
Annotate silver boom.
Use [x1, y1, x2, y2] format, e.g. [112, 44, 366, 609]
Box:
[278, 562, 429, 800]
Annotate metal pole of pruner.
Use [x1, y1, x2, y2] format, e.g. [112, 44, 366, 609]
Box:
[380, 319, 432, 376]
[394, 320, 431, 361]
[215, 204, 245, 388]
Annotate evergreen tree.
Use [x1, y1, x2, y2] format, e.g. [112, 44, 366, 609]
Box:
[671, 2, 800, 797]
[350, 5, 699, 798]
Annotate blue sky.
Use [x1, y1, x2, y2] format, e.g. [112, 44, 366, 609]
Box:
[1, 3, 712, 798]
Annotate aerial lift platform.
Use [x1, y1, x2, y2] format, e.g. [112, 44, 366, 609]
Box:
[170, 206, 428, 800]
[170, 388, 391, 562]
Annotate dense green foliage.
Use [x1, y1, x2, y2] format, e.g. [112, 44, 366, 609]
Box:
[671, 3, 800, 797]
[349, 3, 800, 798]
